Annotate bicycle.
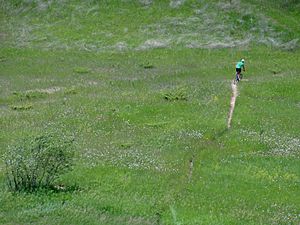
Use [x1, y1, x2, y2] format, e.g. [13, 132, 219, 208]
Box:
[234, 72, 243, 84]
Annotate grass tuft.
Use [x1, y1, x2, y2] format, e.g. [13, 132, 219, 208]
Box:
[163, 87, 188, 101]
[73, 67, 91, 74]
[10, 104, 33, 111]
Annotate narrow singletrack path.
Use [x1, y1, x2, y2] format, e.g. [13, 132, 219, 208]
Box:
[227, 80, 238, 128]
[188, 156, 194, 183]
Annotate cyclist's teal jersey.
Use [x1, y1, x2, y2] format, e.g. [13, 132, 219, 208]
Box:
[236, 61, 245, 69]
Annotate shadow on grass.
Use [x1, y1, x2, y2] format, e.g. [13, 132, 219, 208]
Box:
[48, 183, 81, 193]
[214, 127, 229, 139]
[205, 127, 229, 141]
[8, 183, 81, 195]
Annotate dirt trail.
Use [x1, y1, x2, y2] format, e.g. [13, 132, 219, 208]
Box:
[188, 157, 194, 183]
[227, 80, 238, 128]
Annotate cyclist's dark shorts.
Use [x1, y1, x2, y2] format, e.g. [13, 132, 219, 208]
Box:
[236, 68, 241, 73]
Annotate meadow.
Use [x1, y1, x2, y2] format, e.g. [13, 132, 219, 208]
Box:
[0, 0, 299, 224]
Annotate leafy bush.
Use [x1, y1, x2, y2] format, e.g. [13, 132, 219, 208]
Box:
[5, 133, 75, 192]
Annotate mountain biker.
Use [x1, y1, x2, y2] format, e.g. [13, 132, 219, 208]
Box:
[235, 59, 245, 83]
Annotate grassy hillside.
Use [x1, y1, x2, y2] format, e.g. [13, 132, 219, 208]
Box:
[1, 0, 299, 51]
[0, 1, 299, 224]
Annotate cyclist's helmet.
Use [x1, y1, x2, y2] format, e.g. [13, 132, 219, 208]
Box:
[241, 59, 245, 63]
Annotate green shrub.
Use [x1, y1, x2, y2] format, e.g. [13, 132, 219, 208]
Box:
[4, 133, 75, 192]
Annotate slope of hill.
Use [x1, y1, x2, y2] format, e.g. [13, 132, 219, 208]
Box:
[0, 1, 299, 224]
[0, 0, 299, 51]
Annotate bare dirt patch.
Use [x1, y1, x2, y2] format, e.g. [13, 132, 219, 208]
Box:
[35, 87, 62, 94]
[188, 156, 194, 183]
[227, 80, 238, 128]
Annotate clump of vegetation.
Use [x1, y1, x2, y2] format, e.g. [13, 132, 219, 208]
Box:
[119, 142, 133, 149]
[64, 86, 77, 95]
[11, 104, 33, 111]
[13, 90, 47, 101]
[145, 121, 168, 128]
[163, 87, 188, 101]
[73, 67, 91, 74]
[140, 62, 155, 69]
[0, 56, 7, 62]
[5, 133, 75, 192]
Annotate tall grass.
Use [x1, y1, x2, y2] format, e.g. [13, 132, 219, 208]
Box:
[5, 133, 74, 192]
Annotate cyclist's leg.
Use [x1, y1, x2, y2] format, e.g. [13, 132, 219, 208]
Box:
[234, 73, 238, 84]
[236, 72, 240, 82]
[235, 68, 240, 83]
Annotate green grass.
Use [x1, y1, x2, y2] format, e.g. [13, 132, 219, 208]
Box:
[0, 0, 299, 224]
